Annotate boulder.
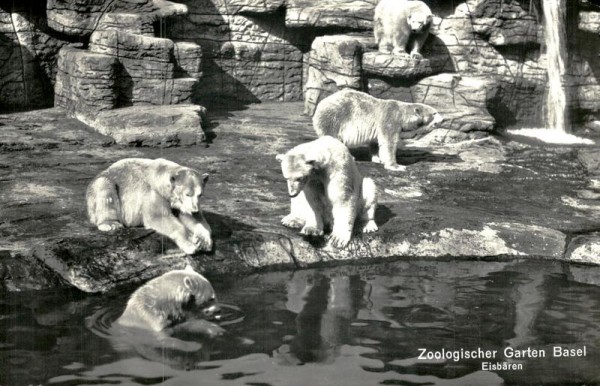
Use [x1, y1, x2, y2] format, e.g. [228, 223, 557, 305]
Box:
[303, 34, 373, 115]
[54, 46, 118, 119]
[565, 234, 600, 265]
[579, 11, 600, 34]
[46, 0, 155, 36]
[285, 0, 376, 29]
[362, 52, 434, 79]
[89, 104, 207, 146]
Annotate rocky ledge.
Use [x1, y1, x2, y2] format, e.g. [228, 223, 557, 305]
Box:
[1, 103, 600, 293]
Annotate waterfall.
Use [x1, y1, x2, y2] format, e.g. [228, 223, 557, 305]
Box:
[543, 0, 568, 132]
[508, 0, 594, 145]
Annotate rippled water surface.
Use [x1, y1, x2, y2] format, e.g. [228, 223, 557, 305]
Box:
[2, 259, 600, 385]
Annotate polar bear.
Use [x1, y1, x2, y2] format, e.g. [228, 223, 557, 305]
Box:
[117, 265, 223, 337]
[313, 89, 443, 171]
[374, 0, 433, 58]
[276, 136, 378, 249]
[86, 158, 212, 255]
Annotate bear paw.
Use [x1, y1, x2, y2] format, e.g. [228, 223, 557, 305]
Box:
[281, 215, 304, 229]
[410, 52, 423, 60]
[392, 47, 409, 56]
[329, 232, 352, 249]
[384, 163, 407, 172]
[300, 225, 324, 237]
[192, 226, 213, 252]
[371, 155, 382, 164]
[362, 220, 378, 234]
[178, 238, 201, 255]
[97, 221, 123, 232]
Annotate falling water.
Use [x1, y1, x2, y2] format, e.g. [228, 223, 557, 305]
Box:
[508, 0, 594, 145]
[544, 0, 568, 132]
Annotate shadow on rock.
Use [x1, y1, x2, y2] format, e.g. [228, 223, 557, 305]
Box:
[205, 211, 256, 240]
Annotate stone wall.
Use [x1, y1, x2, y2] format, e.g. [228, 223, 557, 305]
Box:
[1, 0, 600, 131]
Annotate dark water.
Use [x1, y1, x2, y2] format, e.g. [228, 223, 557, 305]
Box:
[2, 259, 600, 385]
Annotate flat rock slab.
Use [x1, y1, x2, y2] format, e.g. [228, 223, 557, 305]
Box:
[91, 104, 207, 146]
[362, 52, 433, 79]
[1, 102, 600, 292]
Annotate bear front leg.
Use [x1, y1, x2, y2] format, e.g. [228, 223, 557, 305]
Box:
[179, 212, 213, 252]
[281, 190, 306, 229]
[143, 198, 199, 255]
[299, 188, 325, 236]
[392, 30, 410, 56]
[329, 204, 357, 249]
[378, 132, 406, 172]
[410, 31, 429, 59]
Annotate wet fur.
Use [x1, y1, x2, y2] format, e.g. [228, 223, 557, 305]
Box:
[276, 136, 378, 249]
[117, 265, 219, 332]
[374, 0, 433, 58]
[86, 158, 212, 254]
[313, 89, 443, 171]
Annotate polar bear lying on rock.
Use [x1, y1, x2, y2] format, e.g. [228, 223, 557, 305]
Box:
[276, 136, 378, 249]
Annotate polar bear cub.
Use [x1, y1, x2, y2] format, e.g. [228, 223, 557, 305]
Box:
[276, 136, 378, 249]
[313, 89, 443, 171]
[117, 265, 221, 334]
[374, 0, 433, 58]
[86, 158, 212, 255]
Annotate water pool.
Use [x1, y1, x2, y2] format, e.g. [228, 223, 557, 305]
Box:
[2, 259, 600, 385]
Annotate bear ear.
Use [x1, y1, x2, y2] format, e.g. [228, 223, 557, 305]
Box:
[201, 173, 209, 186]
[170, 169, 184, 185]
[183, 276, 197, 291]
[276, 154, 285, 162]
[305, 158, 318, 169]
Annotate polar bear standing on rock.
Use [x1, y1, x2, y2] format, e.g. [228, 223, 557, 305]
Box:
[374, 0, 433, 58]
[276, 136, 378, 249]
[313, 89, 443, 172]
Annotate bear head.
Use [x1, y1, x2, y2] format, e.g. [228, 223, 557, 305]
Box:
[276, 152, 316, 198]
[171, 265, 220, 318]
[403, 103, 444, 131]
[169, 169, 209, 215]
[407, 12, 432, 33]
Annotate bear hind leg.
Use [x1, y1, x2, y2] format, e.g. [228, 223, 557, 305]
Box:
[87, 176, 123, 231]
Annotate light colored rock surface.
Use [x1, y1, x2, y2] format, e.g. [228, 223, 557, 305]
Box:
[91, 104, 206, 146]
[579, 11, 600, 34]
[285, 0, 376, 29]
[303, 35, 372, 115]
[362, 52, 434, 79]
[566, 235, 600, 265]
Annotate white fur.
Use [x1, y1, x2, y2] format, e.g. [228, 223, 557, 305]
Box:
[277, 136, 378, 248]
[374, 0, 433, 57]
[313, 89, 443, 172]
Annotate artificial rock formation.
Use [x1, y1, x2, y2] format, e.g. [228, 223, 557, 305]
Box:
[2, 0, 600, 130]
[54, 2, 206, 145]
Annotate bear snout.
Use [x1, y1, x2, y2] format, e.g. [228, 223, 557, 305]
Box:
[202, 304, 221, 319]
